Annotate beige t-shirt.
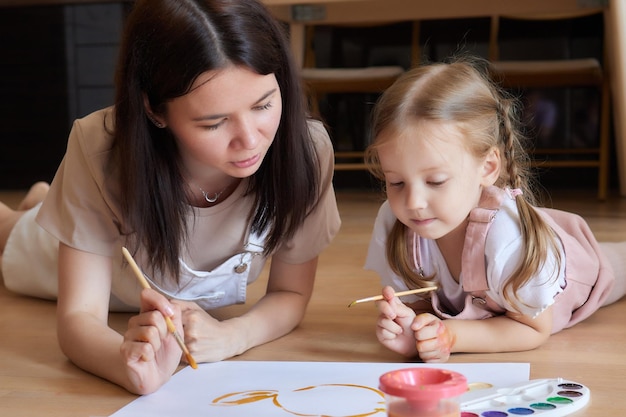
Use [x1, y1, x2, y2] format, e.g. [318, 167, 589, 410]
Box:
[36, 107, 341, 310]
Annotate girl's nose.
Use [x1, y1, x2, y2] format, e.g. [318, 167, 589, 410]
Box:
[406, 186, 427, 210]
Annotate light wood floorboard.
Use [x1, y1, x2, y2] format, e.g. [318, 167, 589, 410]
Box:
[1, 187, 625, 416]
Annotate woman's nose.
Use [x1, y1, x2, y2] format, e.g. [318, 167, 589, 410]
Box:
[233, 118, 260, 150]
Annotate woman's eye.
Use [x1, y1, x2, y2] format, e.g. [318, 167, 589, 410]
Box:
[255, 101, 273, 111]
[202, 120, 224, 130]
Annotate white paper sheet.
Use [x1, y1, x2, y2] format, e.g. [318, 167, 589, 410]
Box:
[110, 361, 530, 417]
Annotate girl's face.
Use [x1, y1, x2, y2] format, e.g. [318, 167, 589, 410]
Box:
[377, 121, 499, 241]
[161, 66, 282, 180]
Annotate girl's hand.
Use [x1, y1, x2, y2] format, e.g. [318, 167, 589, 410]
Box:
[375, 286, 419, 357]
[411, 313, 456, 363]
[120, 288, 183, 394]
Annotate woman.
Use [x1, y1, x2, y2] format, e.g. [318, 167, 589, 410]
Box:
[0, 0, 340, 394]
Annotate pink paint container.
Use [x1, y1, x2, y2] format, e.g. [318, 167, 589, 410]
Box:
[379, 368, 467, 417]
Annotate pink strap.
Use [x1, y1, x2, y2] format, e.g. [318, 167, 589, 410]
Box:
[412, 233, 425, 277]
[461, 209, 498, 292]
[507, 188, 523, 199]
[461, 187, 519, 292]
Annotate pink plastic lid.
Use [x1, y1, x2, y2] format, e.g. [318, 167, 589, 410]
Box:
[379, 368, 468, 402]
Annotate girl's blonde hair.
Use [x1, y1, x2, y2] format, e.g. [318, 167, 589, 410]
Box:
[365, 57, 561, 311]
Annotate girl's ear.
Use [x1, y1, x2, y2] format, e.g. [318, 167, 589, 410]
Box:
[481, 147, 501, 186]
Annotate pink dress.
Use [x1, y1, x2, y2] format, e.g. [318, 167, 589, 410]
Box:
[366, 185, 615, 334]
[433, 186, 615, 333]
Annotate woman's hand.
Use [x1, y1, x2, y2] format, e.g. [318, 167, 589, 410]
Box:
[57, 244, 181, 395]
[172, 257, 319, 363]
[173, 300, 239, 363]
[375, 286, 419, 357]
[411, 313, 455, 363]
[120, 288, 184, 394]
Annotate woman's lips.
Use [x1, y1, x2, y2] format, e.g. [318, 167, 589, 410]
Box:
[233, 153, 260, 169]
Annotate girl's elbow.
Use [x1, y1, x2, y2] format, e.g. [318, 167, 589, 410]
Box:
[533, 314, 554, 346]
[523, 324, 552, 350]
[537, 326, 553, 346]
[527, 332, 550, 350]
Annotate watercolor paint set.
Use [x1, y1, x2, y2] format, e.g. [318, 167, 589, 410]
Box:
[460, 378, 590, 417]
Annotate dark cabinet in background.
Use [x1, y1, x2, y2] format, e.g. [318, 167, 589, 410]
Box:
[0, 3, 127, 189]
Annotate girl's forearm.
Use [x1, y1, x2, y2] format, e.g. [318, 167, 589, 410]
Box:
[444, 313, 551, 353]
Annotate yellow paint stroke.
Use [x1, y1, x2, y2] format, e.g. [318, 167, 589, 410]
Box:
[468, 382, 493, 391]
[211, 381, 494, 416]
[211, 383, 386, 417]
[295, 383, 383, 396]
[212, 390, 279, 405]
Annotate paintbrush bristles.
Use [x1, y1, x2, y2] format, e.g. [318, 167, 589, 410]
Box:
[348, 286, 437, 307]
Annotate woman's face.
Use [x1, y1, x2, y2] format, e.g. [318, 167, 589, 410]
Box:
[161, 66, 282, 180]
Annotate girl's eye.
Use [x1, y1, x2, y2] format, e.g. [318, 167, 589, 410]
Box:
[387, 181, 404, 188]
[427, 179, 447, 187]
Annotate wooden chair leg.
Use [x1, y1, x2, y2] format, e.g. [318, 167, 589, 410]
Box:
[597, 78, 611, 200]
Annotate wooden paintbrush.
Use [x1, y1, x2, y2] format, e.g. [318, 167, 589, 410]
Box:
[122, 246, 198, 369]
[348, 286, 437, 307]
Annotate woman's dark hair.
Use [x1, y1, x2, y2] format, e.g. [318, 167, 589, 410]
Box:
[112, 0, 318, 279]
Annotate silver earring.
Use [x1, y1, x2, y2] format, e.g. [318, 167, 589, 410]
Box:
[147, 113, 165, 129]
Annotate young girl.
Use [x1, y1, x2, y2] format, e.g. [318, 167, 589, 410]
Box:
[364, 58, 625, 363]
[0, 0, 340, 394]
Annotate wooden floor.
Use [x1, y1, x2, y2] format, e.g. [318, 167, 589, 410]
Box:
[1, 187, 625, 416]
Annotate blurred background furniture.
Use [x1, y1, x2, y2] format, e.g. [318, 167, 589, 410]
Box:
[301, 22, 418, 170]
[0, 0, 623, 196]
[487, 10, 611, 200]
[264, 0, 625, 196]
